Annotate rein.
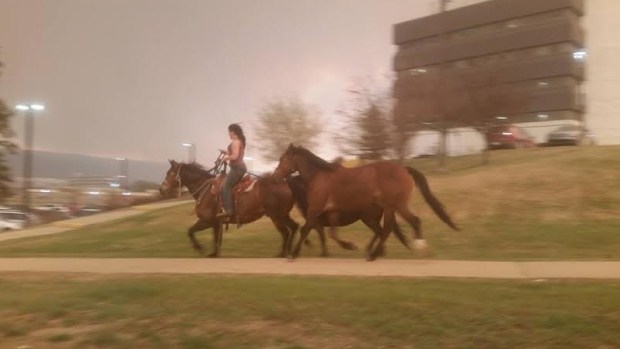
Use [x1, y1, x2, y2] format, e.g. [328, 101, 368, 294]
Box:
[175, 164, 215, 204]
[192, 178, 215, 205]
[175, 164, 183, 198]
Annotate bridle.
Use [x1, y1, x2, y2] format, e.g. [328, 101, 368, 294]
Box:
[173, 163, 215, 204]
[174, 164, 183, 198]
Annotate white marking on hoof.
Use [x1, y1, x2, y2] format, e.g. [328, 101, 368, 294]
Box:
[414, 239, 428, 250]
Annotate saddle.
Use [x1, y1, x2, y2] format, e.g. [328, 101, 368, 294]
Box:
[210, 174, 257, 216]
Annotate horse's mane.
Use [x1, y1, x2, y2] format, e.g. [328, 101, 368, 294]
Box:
[291, 146, 339, 171]
[182, 162, 216, 177]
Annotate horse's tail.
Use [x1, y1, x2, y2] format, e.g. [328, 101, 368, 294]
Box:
[406, 167, 460, 231]
[287, 175, 309, 218]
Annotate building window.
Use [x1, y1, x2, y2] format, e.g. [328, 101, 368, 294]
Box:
[573, 50, 587, 60]
[406, 67, 430, 76]
[505, 20, 520, 29]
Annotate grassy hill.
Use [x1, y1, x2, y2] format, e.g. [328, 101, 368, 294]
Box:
[0, 146, 618, 260]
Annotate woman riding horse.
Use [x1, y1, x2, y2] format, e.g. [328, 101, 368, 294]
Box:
[217, 123, 247, 221]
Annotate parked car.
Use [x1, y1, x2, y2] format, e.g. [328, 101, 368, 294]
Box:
[77, 205, 105, 217]
[0, 211, 38, 231]
[547, 125, 596, 146]
[486, 125, 535, 150]
[34, 203, 70, 213]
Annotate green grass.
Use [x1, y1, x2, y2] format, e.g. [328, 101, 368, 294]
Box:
[0, 274, 619, 348]
[0, 145, 619, 260]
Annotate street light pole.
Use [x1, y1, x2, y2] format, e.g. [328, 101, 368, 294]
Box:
[15, 103, 45, 212]
[182, 143, 195, 163]
[115, 157, 129, 190]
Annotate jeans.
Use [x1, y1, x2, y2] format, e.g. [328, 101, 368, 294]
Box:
[222, 165, 246, 214]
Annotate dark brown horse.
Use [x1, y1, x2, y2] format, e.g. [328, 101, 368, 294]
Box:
[273, 144, 459, 261]
[287, 174, 411, 257]
[159, 160, 299, 257]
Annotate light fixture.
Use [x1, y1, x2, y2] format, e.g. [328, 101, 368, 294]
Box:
[573, 50, 587, 60]
[15, 104, 45, 111]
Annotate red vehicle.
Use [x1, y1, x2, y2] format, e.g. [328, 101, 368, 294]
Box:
[486, 125, 535, 150]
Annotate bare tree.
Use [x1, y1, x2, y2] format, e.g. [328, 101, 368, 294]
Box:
[458, 66, 526, 164]
[334, 77, 393, 161]
[254, 97, 324, 162]
[0, 60, 17, 201]
[394, 71, 470, 167]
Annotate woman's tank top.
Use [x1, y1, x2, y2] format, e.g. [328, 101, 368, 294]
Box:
[228, 142, 246, 170]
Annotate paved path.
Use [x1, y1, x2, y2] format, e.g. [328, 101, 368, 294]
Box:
[1, 258, 619, 279]
[1, 199, 619, 280]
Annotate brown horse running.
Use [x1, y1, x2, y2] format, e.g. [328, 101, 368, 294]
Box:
[159, 160, 299, 257]
[287, 174, 411, 257]
[272, 144, 459, 261]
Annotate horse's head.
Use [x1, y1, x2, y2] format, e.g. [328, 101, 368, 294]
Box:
[159, 160, 183, 197]
[273, 144, 299, 182]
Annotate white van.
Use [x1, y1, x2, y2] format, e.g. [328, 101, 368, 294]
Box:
[0, 211, 36, 231]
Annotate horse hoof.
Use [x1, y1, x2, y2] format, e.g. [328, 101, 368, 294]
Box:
[320, 252, 330, 257]
[414, 239, 428, 250]
[207, 253, 219, 258]
[366, 254, 377, 262]
[287, 256, 296, 262]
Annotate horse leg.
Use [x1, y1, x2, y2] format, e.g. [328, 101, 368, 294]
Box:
[396, 206, 426, 251]
[369, 221, 411, 257]
[325, 211, 357, 251]
[315, 226, 329, 257]
[368, 210, 395, 261]
[365, 215, 411, 251]
[285, 215, 300, 254]
[270, 216, 293, 258]
[208, 221, 223, 258]
[360, 216, 382, 257]
[187, 219, 212, 256]
[290, 216, 318, 259]
[392, 222, 411, 249]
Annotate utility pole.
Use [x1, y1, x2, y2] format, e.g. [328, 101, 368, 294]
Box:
[437, 0, 450, 169]
[22, 109, 34, 211]
[439, 0, 449, 12]
[15, 104, 45, 212]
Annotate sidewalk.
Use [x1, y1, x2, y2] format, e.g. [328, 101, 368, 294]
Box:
[0, 199, 193, 243]
[1, 199, 619, 279]
[0, 258, 619, 279]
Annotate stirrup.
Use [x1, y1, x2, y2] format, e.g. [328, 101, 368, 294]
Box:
[216, 208, 230, 220]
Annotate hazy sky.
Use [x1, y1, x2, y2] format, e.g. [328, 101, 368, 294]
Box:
[0, 0, 435, 168]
